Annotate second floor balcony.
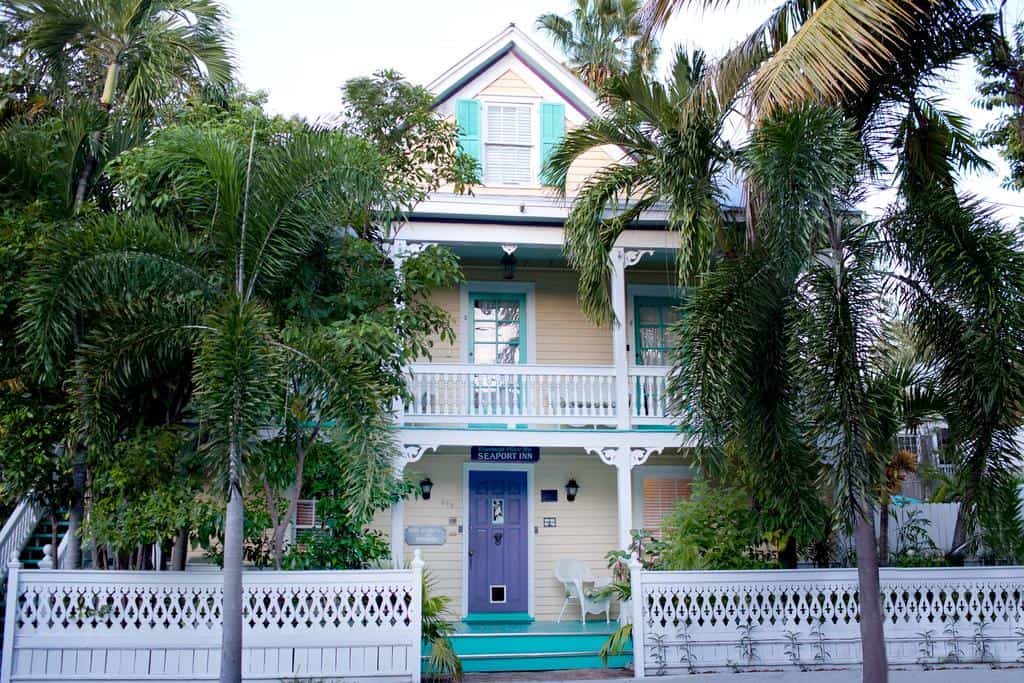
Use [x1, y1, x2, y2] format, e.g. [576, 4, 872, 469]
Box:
[403, 362, 673, 429]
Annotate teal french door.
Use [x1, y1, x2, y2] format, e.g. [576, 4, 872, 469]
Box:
[633, 296, 679, 426]
[633, 296, 679, 366]
[469, 293, 526, 425]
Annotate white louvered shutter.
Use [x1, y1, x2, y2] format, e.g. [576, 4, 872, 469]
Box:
[484, 104, 532, 185]
[642, 478, 692, 537]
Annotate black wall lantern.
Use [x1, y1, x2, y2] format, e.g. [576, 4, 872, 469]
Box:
[501, 252, 517, 279]
[419, 477, 434, 500]
[565, 478, 580, 502]
[501, 244, 518, 280]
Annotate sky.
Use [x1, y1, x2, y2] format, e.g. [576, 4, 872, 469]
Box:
[221, 0, 1024, 222]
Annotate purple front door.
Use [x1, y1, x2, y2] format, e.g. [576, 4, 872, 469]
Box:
[468, 470, 528, 613]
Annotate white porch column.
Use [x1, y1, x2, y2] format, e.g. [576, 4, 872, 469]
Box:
[391, 456, 406, 568]
[392, 445, 438, 568]
[596, 446, 661, 549]
[610, 248, 630, 430]
[389, 240, 436, 425]
[609, 247, 654, 430]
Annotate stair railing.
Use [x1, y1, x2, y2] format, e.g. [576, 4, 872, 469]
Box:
[0, 499, 41, 582]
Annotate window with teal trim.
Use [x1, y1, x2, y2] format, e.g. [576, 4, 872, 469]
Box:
[634, 297, 680, 366]
[471, 296, 523, 365]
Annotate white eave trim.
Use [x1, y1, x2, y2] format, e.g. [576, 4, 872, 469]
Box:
[428, 23, 600, 119]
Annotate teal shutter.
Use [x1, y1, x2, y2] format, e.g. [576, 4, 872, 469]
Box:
[455, 99, 482, 172]
[539, 102, 565, 186]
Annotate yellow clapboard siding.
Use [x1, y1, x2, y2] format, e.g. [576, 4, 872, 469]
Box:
[420, 266, 614, 366]
[369, 453, 620, 621]
[476, 69, 539, 98]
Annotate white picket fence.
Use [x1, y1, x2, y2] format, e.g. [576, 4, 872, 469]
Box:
[630, 564, 1024, 675]
[1, 552, 425, 682]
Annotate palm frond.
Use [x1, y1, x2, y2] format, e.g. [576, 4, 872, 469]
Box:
[752, 0, 928, 112]
[18, 212, 214, 384]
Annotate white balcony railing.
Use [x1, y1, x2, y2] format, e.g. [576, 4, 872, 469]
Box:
[630, 366, 670, 424]
[404, 363, 673, 427]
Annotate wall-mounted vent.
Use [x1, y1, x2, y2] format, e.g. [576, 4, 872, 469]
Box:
[295, 499, 317, 529]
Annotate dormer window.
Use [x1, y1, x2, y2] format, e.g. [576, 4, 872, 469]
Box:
[484, 104, 533, 185]
[455, 98, 564, 188]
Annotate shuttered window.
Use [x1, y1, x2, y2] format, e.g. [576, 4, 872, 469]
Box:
[642, 478, 692, 537]
[295, 499, 317, 529]
[484, 104, 532, 185]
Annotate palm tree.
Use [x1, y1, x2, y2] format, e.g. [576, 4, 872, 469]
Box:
[671, 106, 901, 680]
[20, 125, 397, 683]
[546, 47, 736, 324]
[638, 0, 997, 113]
[537, 0, 655, 89]
[4, 0, 233, 210]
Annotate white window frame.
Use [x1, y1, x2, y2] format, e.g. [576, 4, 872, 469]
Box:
[480, 98, 539, 188]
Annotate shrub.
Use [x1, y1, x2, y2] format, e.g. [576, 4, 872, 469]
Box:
[658, 482, 779, 570]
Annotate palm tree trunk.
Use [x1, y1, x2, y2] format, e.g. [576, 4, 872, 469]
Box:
[219, 441, 244, 683]
[950, 507, 969, 561]
[64, 450, 87, 569]
[171, 526, 189, 570]
[853, 497, 888, 683]
[73, 60, 119, 213]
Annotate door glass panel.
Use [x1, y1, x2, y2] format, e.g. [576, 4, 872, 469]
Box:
[491, 498, 505, 524]
[635, 297, 679, 366]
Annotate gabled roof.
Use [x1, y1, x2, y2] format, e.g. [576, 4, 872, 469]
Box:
[428, 23, 600, 119]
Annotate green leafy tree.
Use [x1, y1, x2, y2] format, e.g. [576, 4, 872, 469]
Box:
[0, 390, 73, 550]
[19, 124, 397, 683]
[340, 70, 479, 199]
[85, 426, 209, 569]
[977, 19, 1024, 189]
[537, 0, 656, 88]
[4, 0, 233, 210]
[278, 440, 416, 571]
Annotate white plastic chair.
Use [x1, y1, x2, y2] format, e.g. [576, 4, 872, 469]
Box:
[554, 558, 611, 623]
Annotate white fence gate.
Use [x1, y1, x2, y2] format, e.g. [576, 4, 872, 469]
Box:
[630, 564, 1024, 675]
[2, 553, 424, 683]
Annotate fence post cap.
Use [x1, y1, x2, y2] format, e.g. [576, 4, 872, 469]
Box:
[411, 548, 425, 570]
[38, 544, 54, 569]
[8, 550, 22, 568]
[628, 554, 643, 571]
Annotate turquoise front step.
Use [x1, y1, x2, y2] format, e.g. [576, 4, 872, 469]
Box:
[426, 620, 632, 673]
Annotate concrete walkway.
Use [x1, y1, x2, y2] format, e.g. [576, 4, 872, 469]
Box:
[623, 669, 1024, 683]
[465, 667, 1024, 682]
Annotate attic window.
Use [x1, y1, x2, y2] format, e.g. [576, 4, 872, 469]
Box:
[485, 104, 532, 185]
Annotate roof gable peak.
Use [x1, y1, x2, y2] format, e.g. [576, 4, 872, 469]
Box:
[428, 23, 599, 119]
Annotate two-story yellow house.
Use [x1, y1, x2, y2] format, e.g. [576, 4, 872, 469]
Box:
[372, 24, 714, 672]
